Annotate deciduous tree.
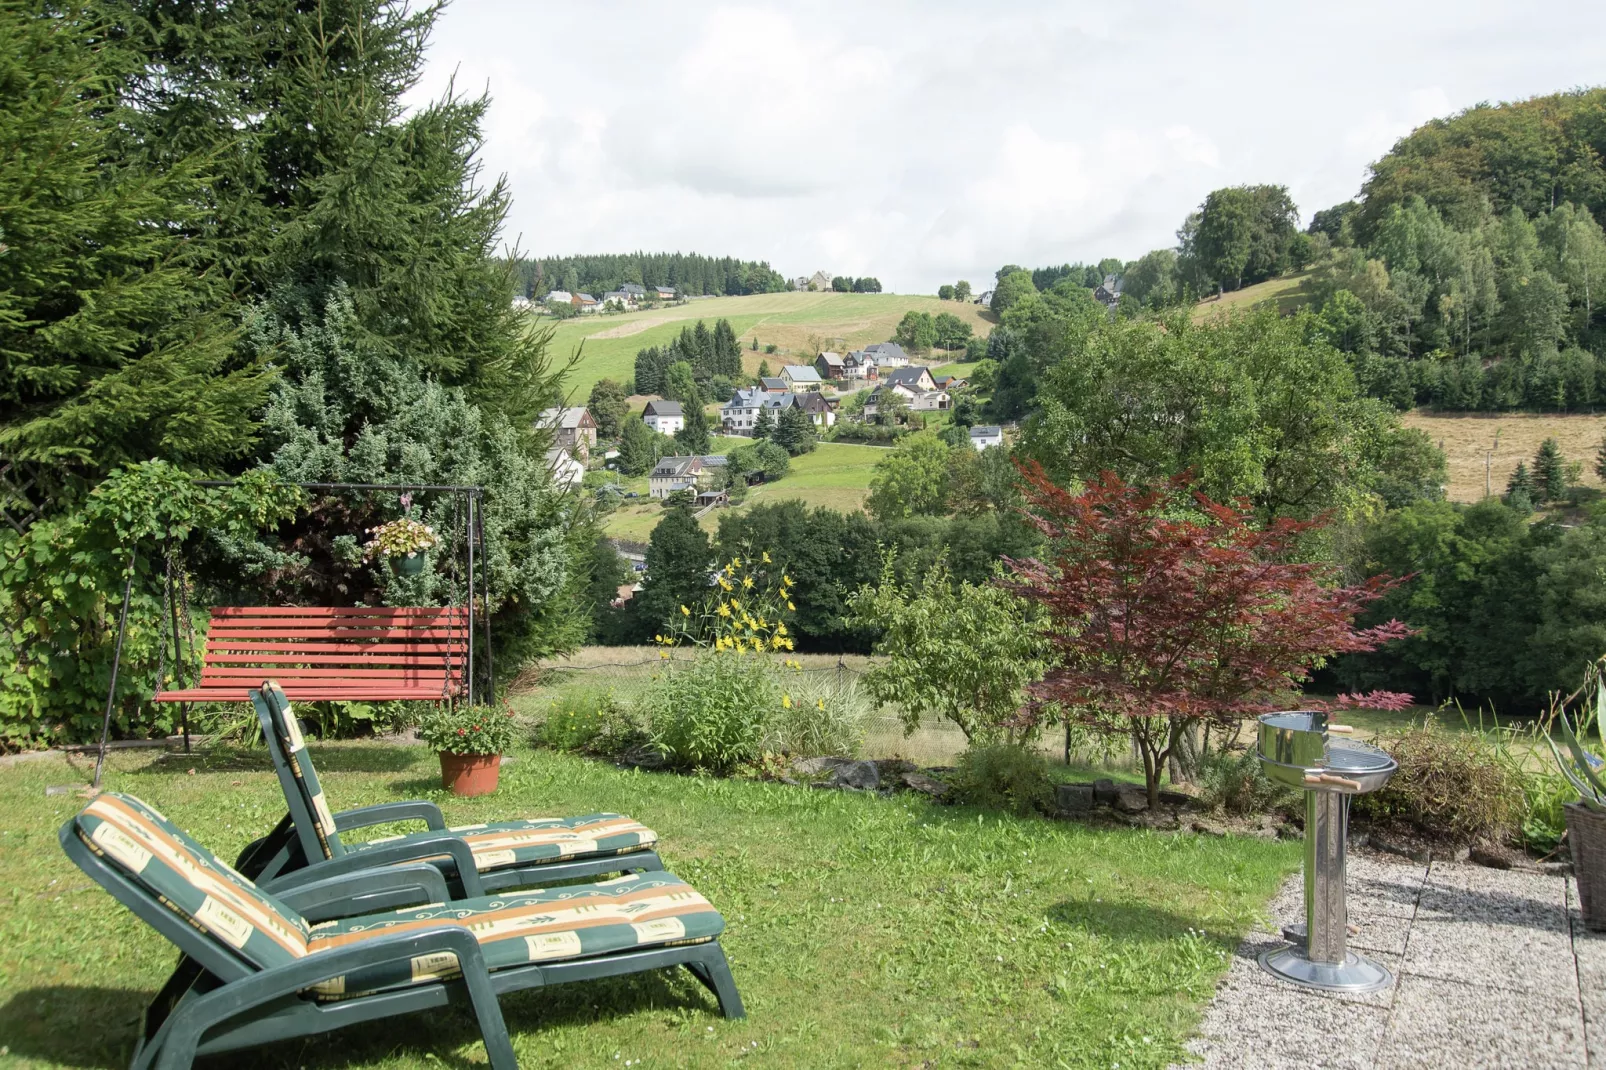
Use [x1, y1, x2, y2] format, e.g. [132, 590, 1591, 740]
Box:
[1006, 467, 1412, 806]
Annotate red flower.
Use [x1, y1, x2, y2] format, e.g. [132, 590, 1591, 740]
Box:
[456, 728, 466, 736]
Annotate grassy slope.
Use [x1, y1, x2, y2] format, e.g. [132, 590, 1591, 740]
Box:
[1190, 270, 1315, 324]
[545, 292, 995, 400]
[1403, 409, 1606, 502]
[603, 439, 888, 540]
[0, 745, 1294, 1070]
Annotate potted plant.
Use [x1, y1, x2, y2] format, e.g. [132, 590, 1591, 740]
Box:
[363, 517, 440, 576]
[418, 704, 518, 796]
[1547, 657, 1606, 928]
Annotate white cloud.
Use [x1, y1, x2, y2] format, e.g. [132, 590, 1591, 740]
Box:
[409, 0, 1606, 291]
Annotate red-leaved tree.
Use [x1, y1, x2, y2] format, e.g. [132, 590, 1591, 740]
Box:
[1006, 467, 1413, 807]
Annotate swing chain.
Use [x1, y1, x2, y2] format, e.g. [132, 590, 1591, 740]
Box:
[152, 555, 170, 700]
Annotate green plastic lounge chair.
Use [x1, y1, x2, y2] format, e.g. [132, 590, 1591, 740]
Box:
[63, 792, 743, 1070]
[237, 681, 663, 898]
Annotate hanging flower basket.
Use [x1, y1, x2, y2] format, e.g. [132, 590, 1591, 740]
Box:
[363, 518, 440, 574]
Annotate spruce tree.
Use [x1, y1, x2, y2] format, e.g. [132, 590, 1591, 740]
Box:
[631, 506, 712, 634]
[1506, 460, 1536, 510]
[634, 347, 665, 396]
[773, 406, 817, 456]
[1534, 438, 1567, 502]
[674, 402, 711, 455]
[0, 4, 269, 478]
[752, 404, 776, 441]
[756, 360, 772, 380]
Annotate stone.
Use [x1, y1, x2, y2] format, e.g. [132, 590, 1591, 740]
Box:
[1158, 788, 1192, 807]
[790, 756, 839, 778]
[827, 760, 880, 791]
[1441, 843, 1472, 864]
[901, 772, 950, 799]
[876, 758, 916, 778]
[1114, 787, 1149, 814]
[1055, 783, 1094, 814]
[1092, 778, 1119, 805]
[1191, 818, 1229, 837]
[616, 745, 666, 770]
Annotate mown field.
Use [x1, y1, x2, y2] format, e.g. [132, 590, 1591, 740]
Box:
[1190, 270, 1315, 323]
[543, 292, 995, 399]
[1402, 410, 1606, 501]
[602, 439, 888, 541]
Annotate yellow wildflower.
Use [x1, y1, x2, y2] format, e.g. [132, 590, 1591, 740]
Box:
[776, 623, 788, 636]
[659, 651, 669, 660]
[717, 602, 732, 618]
[787, 601, 796, 611]
[731, 598, 742, 610]
[781, 694, 792, 708]
[782, 574, 793, 586]
[816, 699, 826, 710]
[732, 556, 741, 568]
[762, 551, 772, 563]
[680, 605, 690, 616]
[742, 575, 754, 589]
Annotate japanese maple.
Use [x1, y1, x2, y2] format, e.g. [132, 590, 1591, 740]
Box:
[1006, 466, 1412, 807]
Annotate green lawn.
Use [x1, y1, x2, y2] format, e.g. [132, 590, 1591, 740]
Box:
[0, 743, 1294, 1069]
[603, 440, 888, 540]
[545, 293, 995, 399]
[1190, 271, 1315, 323]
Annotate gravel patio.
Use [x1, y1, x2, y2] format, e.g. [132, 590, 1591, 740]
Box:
[1177, 850, 1598, 1069]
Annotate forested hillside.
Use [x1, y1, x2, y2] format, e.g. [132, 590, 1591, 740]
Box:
[511, 252, 787, 299]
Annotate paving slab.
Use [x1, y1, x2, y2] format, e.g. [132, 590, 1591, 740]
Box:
[1375, 974, 1586, 1069]
[1172, 849, 1582, 1070]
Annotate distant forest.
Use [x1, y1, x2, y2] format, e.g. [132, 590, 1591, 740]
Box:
[511, 253, 787, 299]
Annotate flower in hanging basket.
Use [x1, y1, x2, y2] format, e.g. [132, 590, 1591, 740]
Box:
[362, 517, 441, 561]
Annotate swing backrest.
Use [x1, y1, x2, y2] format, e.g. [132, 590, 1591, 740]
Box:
[155, 605, 469, 703]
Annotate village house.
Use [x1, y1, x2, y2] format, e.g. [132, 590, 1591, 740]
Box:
[543, 447, 586, 488]
[841, 351, 876, 380]
[781, 364, 823, 391]
[574, 292, 601, 313]
[641, 399, 684, 435]
[544, 289, 573, 306]
[791, 270, 834, 292]
[759, 376, 789, 394]
[863, 341, 910, 368]
[601, 290, 635, 311]
[969, 425, 1004, 451]
[649, 455, 708, 499]
[653, 285, 677, 301]
[797, 391, 837, 428]
[722, 387, 780, 432]
[621, 282, 647, 299]
[536, 406, 598, 456]
[1094, 273, 1122, 307]
[814, 351, 845, 379]
[881, 366, 937, 393]
[863, 382, 916, 417]
[933, 373, 968, 392]
[911, 390, 951, 412]
[511, 295, 531, 311]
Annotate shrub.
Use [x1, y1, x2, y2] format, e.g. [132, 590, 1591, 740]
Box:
[1355, 720, 1524, 843]
[1197, 747, 1299, 816]
[763, 670, 869, 758]
[418, 704, 518, 755]
[950, 743, 1056, 816]
[536, 686, 640, 754]
[644, 651, 781, 772]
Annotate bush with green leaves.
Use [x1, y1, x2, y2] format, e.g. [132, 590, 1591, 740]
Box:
[536, 686, 641, 754]
[763, 670, 869, 758]
[1197, 748, 1300, 817]
[643, 651, 782, 772]
[417, 704, 519, 755]
[950, 744, 1056, 817]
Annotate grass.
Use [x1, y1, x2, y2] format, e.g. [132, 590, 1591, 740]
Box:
[1190, 271, 1315, 324]
[0, 742, 1294, 1070]
[544, 292, 995, 400]
[1402, 409, 1606, 502]
[602, 439, 888, 540]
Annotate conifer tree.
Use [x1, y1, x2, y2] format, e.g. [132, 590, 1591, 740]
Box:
[1506, 461, 1536, 511]
[0, 3, 269, 478]
[674, 401, 712, 455]
[1534, 438, 1567, 502]
[773, 406, 818, 455]
[752, 404, 776, 441]
[618, 415, 664, 476]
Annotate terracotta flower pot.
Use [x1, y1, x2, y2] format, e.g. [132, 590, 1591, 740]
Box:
[439, 751, 502, 796]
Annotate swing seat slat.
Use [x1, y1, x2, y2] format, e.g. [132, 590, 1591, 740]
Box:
[154, 606, 470, 704]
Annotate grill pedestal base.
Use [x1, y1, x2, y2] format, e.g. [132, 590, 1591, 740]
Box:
[1258, 945, 1394, 993]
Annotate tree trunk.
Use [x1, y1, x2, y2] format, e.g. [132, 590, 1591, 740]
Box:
[1167, 716, 1202, 785]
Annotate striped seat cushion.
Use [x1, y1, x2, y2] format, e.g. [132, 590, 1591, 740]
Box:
[305, 872, 723, 999]
[348, 814, 659, 871]
[74, 794, 311, 968]
[262, 689, 340, 859]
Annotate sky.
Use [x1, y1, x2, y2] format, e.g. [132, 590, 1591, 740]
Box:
[407, 1, 1606, 294]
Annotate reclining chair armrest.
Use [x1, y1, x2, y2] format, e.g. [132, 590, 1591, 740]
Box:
[274, 865, 451, 923]
[260, 834, 487, 898]
[333, 801, 447, 832]
[158, 926, 519, 1070]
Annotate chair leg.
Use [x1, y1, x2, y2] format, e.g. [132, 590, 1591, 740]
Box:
[685, 945, 745, 1019]
[461, 966, 519, 1070]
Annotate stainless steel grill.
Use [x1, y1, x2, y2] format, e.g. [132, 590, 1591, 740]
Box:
[1255, 709, 1398, 993]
